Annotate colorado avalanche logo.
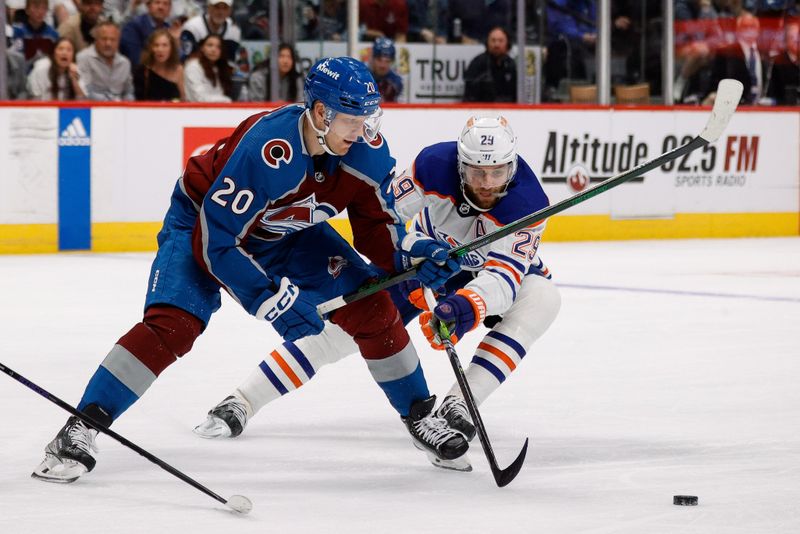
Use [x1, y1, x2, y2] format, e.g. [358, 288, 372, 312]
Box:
[367, 133, 384, 149]
[262, 139, 293, 169]
[327, 256, 348, 279]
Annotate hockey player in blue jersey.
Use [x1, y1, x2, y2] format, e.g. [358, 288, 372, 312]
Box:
[32, 56, 467, 483]
[195, 115, 562, 471]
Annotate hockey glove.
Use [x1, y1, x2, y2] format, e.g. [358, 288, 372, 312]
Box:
[397, 279, 446, 311]
[258, 277, 324, 342]
[396, 233, 462, 289]
[419, 289, 487, 350]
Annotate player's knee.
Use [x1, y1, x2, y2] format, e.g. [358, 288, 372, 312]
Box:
[498, 277, 561, 345]
[142, 305, 204, 357]
[330, 291, 410, 359]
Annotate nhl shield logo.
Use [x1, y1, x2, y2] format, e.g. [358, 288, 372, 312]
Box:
[327, 256, 348, 279]
[459, 203, 471, 214]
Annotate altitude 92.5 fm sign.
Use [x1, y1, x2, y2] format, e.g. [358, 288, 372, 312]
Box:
[539, 130, 760, 193]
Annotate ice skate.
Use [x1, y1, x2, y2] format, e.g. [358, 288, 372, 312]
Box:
[403, 395, 469, 469]
[194, 394, 253, 439]
[435, 395, 476, 442]
[31, 405, 110, 484]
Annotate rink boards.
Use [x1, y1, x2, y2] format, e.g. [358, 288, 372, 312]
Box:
[0, 103, 797, 253]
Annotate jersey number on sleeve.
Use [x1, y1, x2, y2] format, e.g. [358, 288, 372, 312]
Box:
[391, 176, 416, 200]
[210, 177, 255, 215]
[511, 230, 540, 261]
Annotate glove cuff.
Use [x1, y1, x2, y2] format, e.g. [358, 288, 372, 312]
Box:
[455, 288, 487, 329]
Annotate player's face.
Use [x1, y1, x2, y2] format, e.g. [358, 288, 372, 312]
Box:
[371, 56, 392, 76]
[462, 163, 512, 209]
[151, 34, 172, 64]
[325, 113, 370, 155]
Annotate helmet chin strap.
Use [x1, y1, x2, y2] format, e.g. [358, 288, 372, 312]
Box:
[304, 108, 339, 156]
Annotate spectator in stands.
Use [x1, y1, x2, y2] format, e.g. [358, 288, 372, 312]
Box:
[53, 0, 79, 27]
[767, 18, 799, 105]
[27, 36, 86, 99]
[5, 47, 28, 98]
[247, 42, 302, 102]
[180, 0, 240, 62]
[300, 0, 346, 41]
[58, 0, 105, 52]
[448, 0, 511, 44]
[120, 0, 171, 68]
[76, 20, 134, 100]
[183, 33, 232, 102]
[463, 25, 516, 103]
[134, 28, 184, 100]
[703, 12, 763, 105]
[406, 0, 447, 44]
[11, 0, 59, 71]
[368, 36, 403, 102]
[674, 0, 723, 103]
[359, 0, 408, 42]
[544, 0, 596, 102]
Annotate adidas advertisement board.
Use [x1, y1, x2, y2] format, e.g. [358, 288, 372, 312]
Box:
[58, 109, 91, 250]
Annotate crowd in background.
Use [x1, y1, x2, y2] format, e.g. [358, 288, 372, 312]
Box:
[3, 0, 799, 105]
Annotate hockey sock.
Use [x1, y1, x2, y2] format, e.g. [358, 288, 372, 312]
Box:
[78, 306, 203, 419]
[333, 292, 430, 417]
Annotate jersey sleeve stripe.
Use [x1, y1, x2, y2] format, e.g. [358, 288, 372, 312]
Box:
[422, 207, 436, 237]
[485, 260, 522, 285]
[484, 268, 518, 300]
[487, 251, 527, 275]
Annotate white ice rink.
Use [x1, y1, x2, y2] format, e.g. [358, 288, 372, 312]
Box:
[1, 237, 799, 533]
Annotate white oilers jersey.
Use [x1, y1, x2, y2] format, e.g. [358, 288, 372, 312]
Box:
[392, 141, 550, 315]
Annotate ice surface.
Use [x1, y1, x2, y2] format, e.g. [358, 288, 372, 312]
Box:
[1, 238, 799, 533]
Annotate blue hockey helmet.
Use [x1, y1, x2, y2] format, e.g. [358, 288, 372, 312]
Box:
[372, 37, 396, 61]
[304, 56, 381, 117]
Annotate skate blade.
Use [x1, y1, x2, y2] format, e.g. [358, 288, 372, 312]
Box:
[31, 456, 88, 484]
[193, 415, 232, 439]
[413, 441, 473, 472]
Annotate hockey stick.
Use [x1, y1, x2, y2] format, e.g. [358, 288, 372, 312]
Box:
[317, 79, 743, 316]
[0, 362, 252, 515]
[422, 288, 528, 487]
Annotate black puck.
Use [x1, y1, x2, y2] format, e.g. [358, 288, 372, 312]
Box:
[673, 495, 698, 506]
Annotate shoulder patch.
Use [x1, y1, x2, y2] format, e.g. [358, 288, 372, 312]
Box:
[367, 133, 385, 149]
[261, 139, 293, 169]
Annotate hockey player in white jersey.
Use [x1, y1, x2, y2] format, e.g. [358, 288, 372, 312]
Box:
[195, 115, 561, 470]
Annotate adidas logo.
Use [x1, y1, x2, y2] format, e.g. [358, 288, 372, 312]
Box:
[58, 117, 91, 147]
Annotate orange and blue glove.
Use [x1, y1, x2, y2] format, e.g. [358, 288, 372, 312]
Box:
[419, 289, 487, 350]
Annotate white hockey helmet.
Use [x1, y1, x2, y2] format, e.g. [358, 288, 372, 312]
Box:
[457, 115, 518, 210]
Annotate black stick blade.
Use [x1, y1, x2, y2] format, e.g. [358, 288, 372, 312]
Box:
[492, 438, 529, 488]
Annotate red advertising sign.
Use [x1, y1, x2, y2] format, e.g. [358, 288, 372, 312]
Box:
[182, 127, 235, 166]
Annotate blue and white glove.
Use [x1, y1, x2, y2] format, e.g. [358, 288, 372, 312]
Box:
[256, 277, 324, 342]
[396, 232, 462, 289]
